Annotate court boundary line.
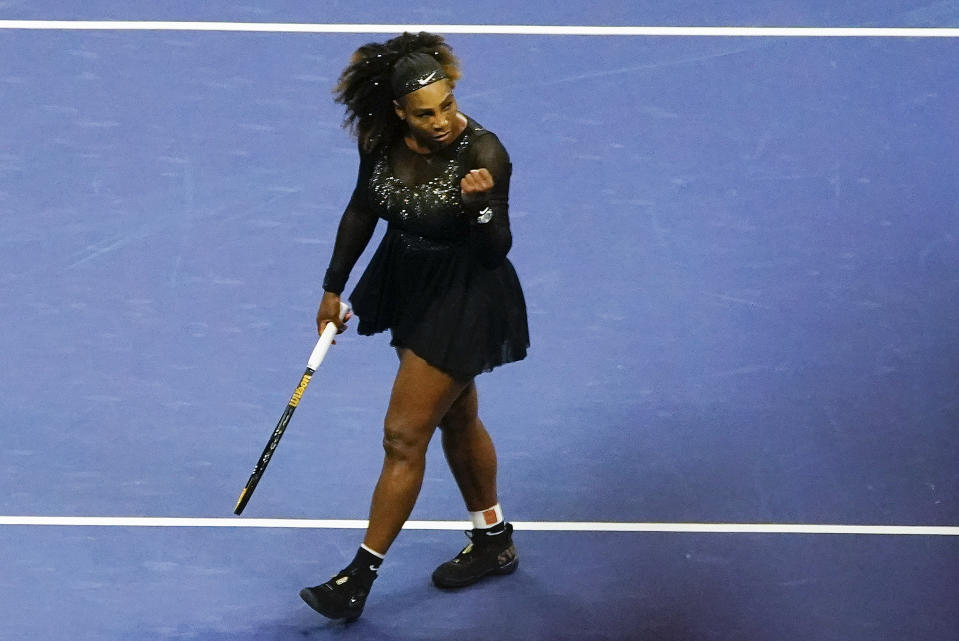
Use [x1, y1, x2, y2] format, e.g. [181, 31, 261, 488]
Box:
[0, 516, 956, 535]
[0, 21, 958, 37]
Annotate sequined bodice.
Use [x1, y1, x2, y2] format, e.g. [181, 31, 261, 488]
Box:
[367, 130, 473, 241]
[321, 116, 513, 295]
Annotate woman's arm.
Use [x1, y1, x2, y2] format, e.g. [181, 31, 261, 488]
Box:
[461, 132, 513, 268]
[317, 151, 379, 334]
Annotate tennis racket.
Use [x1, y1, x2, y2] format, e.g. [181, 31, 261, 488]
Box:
[233, 301, 349, 515]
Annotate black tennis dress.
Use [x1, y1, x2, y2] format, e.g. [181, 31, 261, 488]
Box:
[322, 116, 529, 379]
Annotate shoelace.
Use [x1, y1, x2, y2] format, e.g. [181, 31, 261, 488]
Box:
[452, 531, 477, 561]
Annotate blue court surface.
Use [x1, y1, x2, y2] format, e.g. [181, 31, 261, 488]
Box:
[1, 3, 958, 640]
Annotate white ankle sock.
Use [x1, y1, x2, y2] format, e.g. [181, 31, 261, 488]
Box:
[469, 503, 504, 529]
[360, 543, 385, 560]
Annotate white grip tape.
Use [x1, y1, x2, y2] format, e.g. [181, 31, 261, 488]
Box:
[307, 301, 349, 370]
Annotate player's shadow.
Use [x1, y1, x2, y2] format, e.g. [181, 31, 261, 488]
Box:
[266, 567, 703, 641]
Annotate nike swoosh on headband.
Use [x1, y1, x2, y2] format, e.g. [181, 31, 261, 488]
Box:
[417, 71, 438, 85]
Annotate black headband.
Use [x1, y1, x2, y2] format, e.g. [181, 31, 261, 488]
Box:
[390, 52, 448, 98]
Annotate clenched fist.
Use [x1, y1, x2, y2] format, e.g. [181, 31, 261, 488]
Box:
[460, 168, 494, 208]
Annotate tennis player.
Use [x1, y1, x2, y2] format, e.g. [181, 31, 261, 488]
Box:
[300, 32, 530, 621]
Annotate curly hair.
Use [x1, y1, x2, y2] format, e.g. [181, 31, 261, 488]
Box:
[333, 32, 461, 153]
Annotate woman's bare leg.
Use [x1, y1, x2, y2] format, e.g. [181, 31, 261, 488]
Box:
[362, 349, 469, 554]
[439, 382, 499, 512]
[431, 383, 517, 589]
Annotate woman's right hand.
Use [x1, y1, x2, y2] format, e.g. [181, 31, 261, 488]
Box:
[316, 291, 351, 340]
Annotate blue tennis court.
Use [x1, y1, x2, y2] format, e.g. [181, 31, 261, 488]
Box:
[1, 3, 957, 639]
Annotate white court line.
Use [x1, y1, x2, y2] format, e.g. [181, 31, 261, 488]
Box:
[1, 516, 956, 535]
[0, 21, 958, 37]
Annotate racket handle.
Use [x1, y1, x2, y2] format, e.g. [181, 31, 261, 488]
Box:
[308, 301, 349, 370]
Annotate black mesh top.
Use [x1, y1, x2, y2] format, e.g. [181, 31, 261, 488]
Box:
[323, 116, 513, 294]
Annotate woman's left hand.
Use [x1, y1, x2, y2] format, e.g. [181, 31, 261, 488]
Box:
[461, 168, 494, 207]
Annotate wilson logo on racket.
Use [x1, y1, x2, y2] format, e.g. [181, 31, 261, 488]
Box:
[289, 373, 313, 408]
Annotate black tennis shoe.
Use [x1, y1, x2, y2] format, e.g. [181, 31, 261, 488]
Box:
[299, 568, 374, 622]
[431, 522, 518, 588]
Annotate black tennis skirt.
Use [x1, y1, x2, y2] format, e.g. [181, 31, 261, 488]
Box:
[349, 226, 529, 379]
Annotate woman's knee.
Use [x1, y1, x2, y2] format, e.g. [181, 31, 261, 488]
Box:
[382, 417, 432, 463]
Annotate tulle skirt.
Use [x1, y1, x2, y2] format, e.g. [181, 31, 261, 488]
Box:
[350, 226, 529, 379]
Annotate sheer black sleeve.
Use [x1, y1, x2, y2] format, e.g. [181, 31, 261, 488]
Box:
[463, 132, 513, 268]
[322, 149, 380, 294]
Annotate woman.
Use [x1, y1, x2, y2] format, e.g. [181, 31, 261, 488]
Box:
[299, 32, 529, 621]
